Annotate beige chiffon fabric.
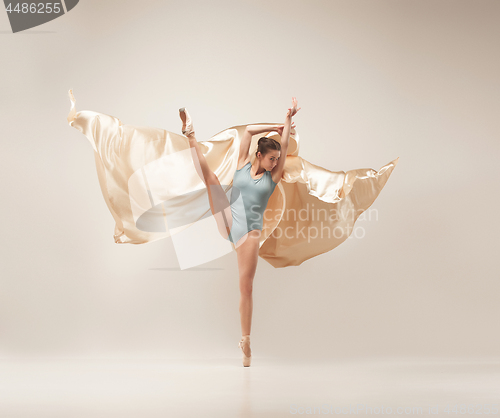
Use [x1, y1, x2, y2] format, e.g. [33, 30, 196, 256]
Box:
[66, 89, 399, 268]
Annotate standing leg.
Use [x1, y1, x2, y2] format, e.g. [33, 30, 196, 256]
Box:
[236, 229, 261, 361]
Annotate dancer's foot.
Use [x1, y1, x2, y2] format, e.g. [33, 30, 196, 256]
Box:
[179, 107, 195, 137]
[238, 335, 251, 367]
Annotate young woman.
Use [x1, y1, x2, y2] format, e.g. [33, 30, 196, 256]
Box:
[179, 98, 301, 367]
[67, 90, 399, 367]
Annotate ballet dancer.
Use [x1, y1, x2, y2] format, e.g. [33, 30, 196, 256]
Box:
[179, 98, 301, 367]
[67, 91, 399, 365]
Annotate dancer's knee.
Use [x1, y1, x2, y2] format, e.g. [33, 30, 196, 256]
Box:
[239, 280, 253, 296]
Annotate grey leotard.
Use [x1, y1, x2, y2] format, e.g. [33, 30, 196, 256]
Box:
[227, 162, 277, 245]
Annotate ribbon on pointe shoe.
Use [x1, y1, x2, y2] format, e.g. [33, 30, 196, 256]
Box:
[238, 338, 251, 357]
[179, 107, 195, 136]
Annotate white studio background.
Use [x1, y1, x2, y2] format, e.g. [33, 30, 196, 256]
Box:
[0, 0, 499, 362]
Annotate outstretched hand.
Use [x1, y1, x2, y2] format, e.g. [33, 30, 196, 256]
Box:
[286, 97, 301, 118]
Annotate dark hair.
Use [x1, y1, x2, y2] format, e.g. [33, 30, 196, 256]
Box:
[255, 136, 281, 157]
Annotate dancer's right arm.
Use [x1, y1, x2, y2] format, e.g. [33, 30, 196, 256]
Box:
[238, 124, 280, 167]
[246, 124, 281, 135]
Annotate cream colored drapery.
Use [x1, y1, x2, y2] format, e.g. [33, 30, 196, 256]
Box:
[67, 89, 399, 268]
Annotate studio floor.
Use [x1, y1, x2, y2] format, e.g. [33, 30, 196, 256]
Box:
[0, 357, 498, 417]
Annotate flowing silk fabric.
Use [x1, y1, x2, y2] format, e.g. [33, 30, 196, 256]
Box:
[66, 90, 399, 268]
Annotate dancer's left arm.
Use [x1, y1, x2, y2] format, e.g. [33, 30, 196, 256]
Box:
[272, 97, 300, 184]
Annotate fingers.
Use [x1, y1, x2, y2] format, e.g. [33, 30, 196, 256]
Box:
[288, 97, 300, 116]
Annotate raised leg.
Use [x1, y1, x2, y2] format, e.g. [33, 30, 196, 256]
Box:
[181, 111, 233, 239]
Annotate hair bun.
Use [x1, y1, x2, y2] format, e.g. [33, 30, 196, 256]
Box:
[255, 136, 281, 157]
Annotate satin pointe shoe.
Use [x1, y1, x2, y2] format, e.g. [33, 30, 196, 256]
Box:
[179, 107, 195, 137]
[238, 335, 252, 367]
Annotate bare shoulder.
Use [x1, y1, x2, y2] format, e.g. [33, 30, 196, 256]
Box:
[236, 157, 251, 171]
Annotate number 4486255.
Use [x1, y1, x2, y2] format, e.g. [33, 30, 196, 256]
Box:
[6, 3, 62, 14]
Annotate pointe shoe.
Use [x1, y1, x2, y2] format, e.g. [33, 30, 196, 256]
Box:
[179, 107, 195, 137]
[238, 335, 252, 367]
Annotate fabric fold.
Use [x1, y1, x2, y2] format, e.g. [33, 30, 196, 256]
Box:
[67, 89, 399, 268]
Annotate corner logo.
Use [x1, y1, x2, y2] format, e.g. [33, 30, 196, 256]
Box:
[4, 0, 79, 33]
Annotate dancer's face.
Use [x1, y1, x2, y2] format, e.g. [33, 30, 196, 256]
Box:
[260, 150, 280, 171]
